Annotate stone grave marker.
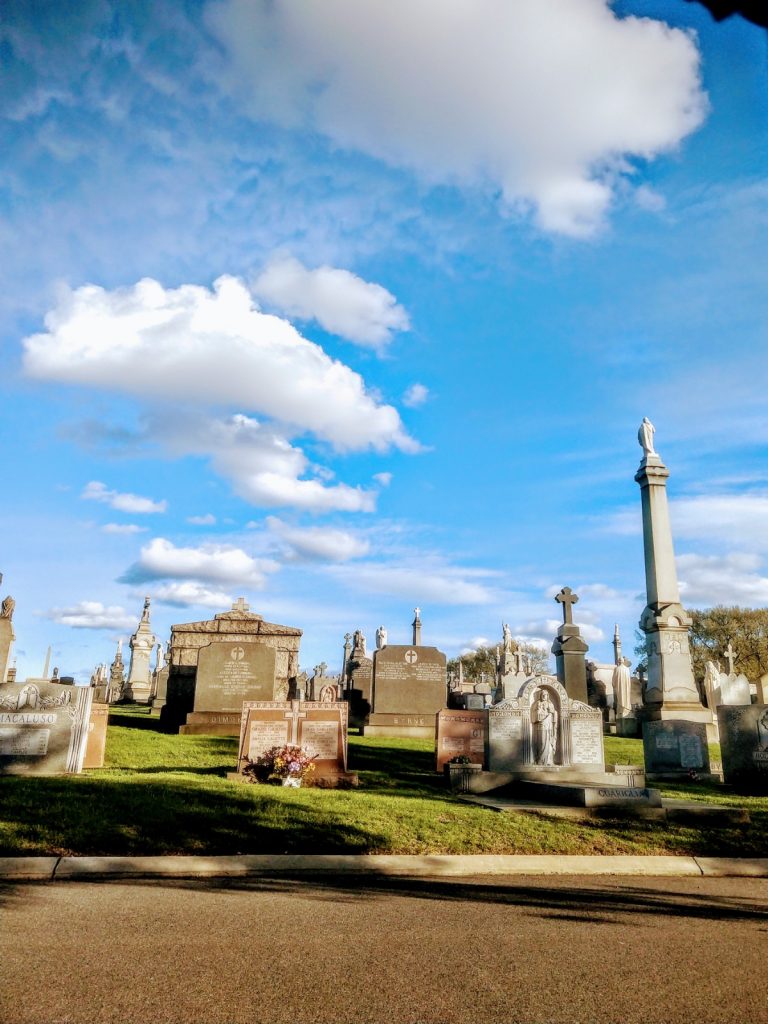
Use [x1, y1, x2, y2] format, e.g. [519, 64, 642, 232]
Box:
[180, 641, 277, 735]
[435, 709, 487, 770]
[0, 681, 93, 775]
[235, 700, 349, 783]
[717, 705, 768, 792]
[83, 702, 109, 769]
[365, 644, 447, 737]
[642, 720, 711, 777]
[487, 675, 604, 774]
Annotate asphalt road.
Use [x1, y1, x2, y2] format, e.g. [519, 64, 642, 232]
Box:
[2, 874, 767, 1024]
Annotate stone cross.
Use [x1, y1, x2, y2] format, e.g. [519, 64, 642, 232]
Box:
[405, 649, 418, 665]
[232, 597, 250, 613]
[555, 587, 579, 625]
[284, 700, 307, 745]
[725, 642, 736, 676]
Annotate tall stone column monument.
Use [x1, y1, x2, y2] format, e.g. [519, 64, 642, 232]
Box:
[634, 419, 711, 731]
[125, 596, 156, 703]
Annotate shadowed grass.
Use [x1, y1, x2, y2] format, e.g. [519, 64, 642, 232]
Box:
[0, 708, 764, 857]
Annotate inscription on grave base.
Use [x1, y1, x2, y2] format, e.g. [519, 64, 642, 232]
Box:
[570, 717, 603, 765]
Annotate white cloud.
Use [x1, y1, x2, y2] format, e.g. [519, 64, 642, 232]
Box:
[45, 601, 136, 630]
[82, 480, 167, 514]
[187, 513, 217, 526]
[160, 413, 378, 514]
[330, 561, 499, 605]
[266, 516, 370, 561]
[678, 552, 768, 607]
[207, 0, 706, 237]
[373, 472, 392, 487]
[251, 254, 409, 349]
[121, 537, 279, 588]
[402, 383, 429, 408]
[149, 581, 234, 608]
[634, 184, 667, 213]
[519, 617, 605, 645]
[24, 275, 415, 453]
[101, 523, 148, 535]
[606, 493, 768, 551]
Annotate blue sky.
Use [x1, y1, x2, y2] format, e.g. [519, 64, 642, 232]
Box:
[1, 0, 767, 682]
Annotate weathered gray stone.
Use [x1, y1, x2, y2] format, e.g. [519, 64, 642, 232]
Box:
[642, 720, 710, 777]
[487, 675, 604, 775]
[717, 704, 768, 792]
[551, 588, 589, 703]
[0, 681, 92, 774]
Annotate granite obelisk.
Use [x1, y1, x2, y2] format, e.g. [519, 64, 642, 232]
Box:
[634, 419, 712, 732]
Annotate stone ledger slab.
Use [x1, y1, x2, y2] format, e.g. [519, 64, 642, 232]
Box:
[717, 704, 768, 792]
[0, 681, 92, 775]
[236, 700, 348, 781]
[435, 709, 488, 770]
[642, 720, 710, 777]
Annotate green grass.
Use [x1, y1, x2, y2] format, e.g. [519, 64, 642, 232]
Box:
[0, 706, 765, 858]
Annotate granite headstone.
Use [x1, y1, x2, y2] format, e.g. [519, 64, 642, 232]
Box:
[0, 681, 92, 775]
[717, 704, 768, 792]
[435, 709, 487, 770]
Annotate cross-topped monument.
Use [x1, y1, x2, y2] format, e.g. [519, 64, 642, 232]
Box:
[232, 597, 250, 613]
[551, 585, 588, 703]
[724, 641, 736, 677]
[555, 587, 579, 625]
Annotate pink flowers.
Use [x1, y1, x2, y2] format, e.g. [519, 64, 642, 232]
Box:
[243, 744, 317, 784]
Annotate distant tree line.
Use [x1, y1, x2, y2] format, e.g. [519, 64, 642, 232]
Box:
[634, 606, 768, 681]
[447, 641, 551, 683]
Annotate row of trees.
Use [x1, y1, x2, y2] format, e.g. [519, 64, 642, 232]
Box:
[447, 641, 550, 684]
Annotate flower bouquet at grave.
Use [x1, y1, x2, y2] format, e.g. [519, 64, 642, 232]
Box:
[243, 745, 317, 787]
[448, 755, 473, 765]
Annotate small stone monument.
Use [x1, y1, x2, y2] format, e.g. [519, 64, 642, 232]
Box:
[487, 675, 604, 774]
[0, 680, 93, 775]
[551, 587, 589, 703]
[125, 597, 156, 703]
[717, 704, 768, 792]
[234, 699, 354, 786]
[642, 720, 711, 779]
[435, 708, 487, 770]
[717, 642, 752, 706]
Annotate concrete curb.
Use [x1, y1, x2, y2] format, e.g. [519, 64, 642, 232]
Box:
[1, 854, 767, 880]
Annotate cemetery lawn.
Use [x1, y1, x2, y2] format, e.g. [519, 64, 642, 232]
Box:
[0, 708, 766, 859]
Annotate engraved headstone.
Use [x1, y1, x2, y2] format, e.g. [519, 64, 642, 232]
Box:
[365, 644, 447, 737]
[718, 672, 751, 707]
[642, 720, 710, 777]
[180, 641, 278, 735]
[435, 709, 487, 770]
[487, 675, 604, 774]
[0, 681, 92, 775]
[717, 705, 768, 792]
[236, 700, 348, 782]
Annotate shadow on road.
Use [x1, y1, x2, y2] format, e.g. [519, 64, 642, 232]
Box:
[98, 874, 768, 924]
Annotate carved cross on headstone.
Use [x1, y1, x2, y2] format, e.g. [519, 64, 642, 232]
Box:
[232, 597, 250, 613]
[555, 587, 579, 625]
[725, 641, 736, 676]
[405, 649, 418, 665]
[284, 700, 307, 744]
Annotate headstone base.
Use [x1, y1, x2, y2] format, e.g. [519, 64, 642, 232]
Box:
[180, 711, 241, 735]
[363, 712, 435, 738]
[638, 703, 718, 744]
[615, 716, 639, 738]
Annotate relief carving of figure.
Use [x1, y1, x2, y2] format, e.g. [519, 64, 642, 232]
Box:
[319, 683, 338, 703]
[534, 690, 558, 766]
[0, 595, 15, 619]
